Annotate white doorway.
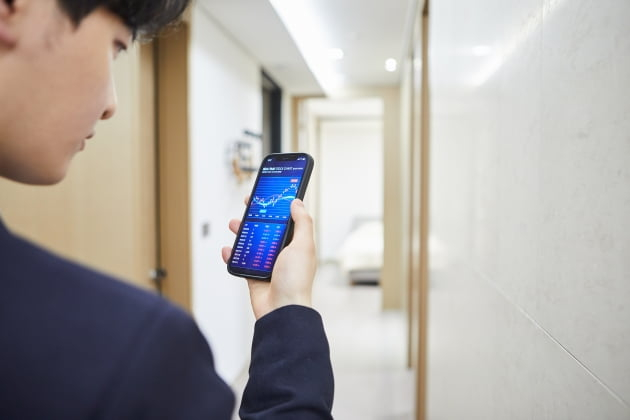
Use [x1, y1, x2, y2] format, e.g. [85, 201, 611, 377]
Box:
[304, 98, 384, 271]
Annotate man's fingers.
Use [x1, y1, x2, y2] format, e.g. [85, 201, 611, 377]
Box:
[289, 199, 315, 249]
[229, 218, 241, 234]
[221, 246, 232, 264]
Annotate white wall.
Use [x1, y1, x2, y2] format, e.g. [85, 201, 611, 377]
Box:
[189, 5, 261, 383]
[318, 119, 384, 261]
[426, 0, 630, 418]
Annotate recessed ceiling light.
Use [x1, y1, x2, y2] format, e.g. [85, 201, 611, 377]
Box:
[328, 48, 344, 61]
[385, 58, 398, 72]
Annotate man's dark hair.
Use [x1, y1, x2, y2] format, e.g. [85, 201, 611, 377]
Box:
[56, 0, 190, 38]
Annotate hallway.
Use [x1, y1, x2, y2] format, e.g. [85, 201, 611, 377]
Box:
[0, 0, 628, 417]
[314, 263, 414, 419]
[232, 263, 414, 419]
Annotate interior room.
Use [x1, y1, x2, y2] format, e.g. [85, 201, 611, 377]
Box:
[1, 0, 628, 418]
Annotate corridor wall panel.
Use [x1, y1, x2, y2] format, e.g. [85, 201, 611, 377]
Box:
[426, 0, 630, 417]
[188, 3, 262, 383]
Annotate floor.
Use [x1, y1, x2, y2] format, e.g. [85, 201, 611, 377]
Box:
[232, 263, 415, 419]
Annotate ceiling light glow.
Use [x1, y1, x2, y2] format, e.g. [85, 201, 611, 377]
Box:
[269, 0, 344, 93]
[328, 48, 344, 61]
[385, 58, 398, 72]
[470, 0, 570, 86]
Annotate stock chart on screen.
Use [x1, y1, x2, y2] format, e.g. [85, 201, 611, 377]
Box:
[248, 176, 300, 220]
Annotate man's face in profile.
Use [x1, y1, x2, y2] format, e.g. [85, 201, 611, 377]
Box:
[0, 0, 131, 185]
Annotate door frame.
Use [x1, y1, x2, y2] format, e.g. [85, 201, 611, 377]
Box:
[407, 1, 430, 419]
[155, 24, 192, 312]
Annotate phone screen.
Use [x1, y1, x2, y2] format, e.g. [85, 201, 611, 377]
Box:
[228, 153, 313, 280]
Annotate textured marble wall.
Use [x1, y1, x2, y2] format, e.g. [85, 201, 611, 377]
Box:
[427, 0, 630, 417]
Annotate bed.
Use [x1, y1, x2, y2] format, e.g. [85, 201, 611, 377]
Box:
[337, 219, 383, 285]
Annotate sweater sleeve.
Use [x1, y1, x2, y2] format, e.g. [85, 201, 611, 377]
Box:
[239, 305, 334, 420]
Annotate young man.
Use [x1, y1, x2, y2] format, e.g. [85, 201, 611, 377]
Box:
[0, 0, 334, 418]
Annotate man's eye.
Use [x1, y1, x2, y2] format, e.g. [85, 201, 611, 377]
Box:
[114, 40, 128, 55]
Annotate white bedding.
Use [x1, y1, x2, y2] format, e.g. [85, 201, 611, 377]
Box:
[337, 220, 383, 283]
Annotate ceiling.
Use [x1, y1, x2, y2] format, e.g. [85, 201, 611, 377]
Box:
[198, 0, 417, 96]
[307, 97, 384, 118]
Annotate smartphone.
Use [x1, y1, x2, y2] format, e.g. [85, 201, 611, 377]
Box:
[227, 153, 314, 280]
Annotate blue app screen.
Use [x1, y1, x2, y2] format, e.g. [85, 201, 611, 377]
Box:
[230, 156, 308, 277]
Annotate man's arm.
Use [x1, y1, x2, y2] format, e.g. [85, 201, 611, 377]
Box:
[239, 305, 334, 419]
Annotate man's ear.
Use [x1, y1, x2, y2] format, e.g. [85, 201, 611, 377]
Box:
[0, 0, 17, 48]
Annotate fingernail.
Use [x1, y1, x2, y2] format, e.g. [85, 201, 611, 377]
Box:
[294, 199, 304, 207]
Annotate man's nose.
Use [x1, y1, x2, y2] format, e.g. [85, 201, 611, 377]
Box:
[101, 78, 118, 120]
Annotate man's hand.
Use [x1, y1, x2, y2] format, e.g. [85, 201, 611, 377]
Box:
[222, 199, 317, 320]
